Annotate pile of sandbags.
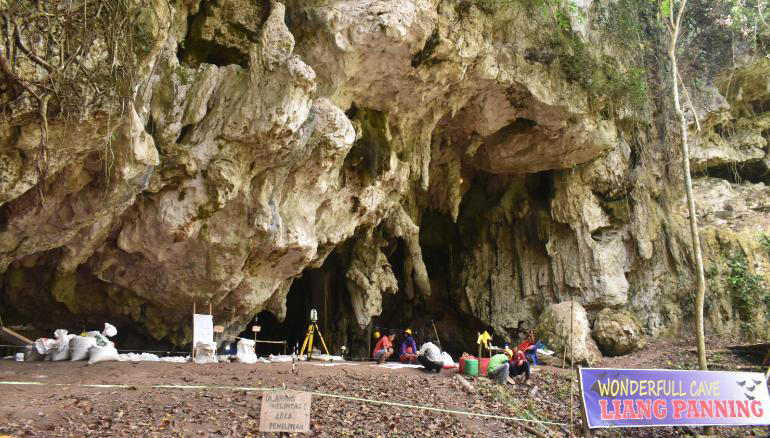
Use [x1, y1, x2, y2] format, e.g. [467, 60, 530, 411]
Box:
[31, 323, 120, 364]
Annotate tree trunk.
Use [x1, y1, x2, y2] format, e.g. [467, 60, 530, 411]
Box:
[668, 1, 712, 434]
[669, 1, 706, 373]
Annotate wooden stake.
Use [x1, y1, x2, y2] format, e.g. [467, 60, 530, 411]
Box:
[431, 320, 442, 352]
[192, 301, 196, 360]
[576, 366, 592, 437]
[569, 299, 575, 433]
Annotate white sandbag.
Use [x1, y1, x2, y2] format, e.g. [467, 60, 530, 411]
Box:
[193, 341, 218, 364]
[70, 336, 97, 361]
[441, 352, 455, 367]
[49, 347, 70, 361]
[102, 323, 117, 338]
[88, 345, 119, 364]
[34, 338, 55, 355]
[49, 332, 74, 361]
[235, 339, 258, 364]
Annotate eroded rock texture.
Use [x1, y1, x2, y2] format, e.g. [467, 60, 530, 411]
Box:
[1, 0, 769, 353]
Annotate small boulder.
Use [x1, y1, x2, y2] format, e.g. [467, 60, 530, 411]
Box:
[592, 308, 645, 356]
[535, 301, 602, 366]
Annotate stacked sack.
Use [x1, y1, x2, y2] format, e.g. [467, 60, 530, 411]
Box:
[87, 323, 119, 364]
[32, 329, 73, 361]
[32, 323, 120, 364]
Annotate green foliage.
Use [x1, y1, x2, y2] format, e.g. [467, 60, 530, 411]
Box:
[723, 0, 770, 55]
[660, 0, 672, 18]
[760, 233, 770, 256]
[724, 251, 770, 336]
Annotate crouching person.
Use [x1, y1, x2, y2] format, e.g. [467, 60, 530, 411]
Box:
[417, 337, 443, 373]
[509, 346, 530, 383]
[400, 329, 418, 364]
[487, 350, 512, 384]
[372, 330, 396, 364]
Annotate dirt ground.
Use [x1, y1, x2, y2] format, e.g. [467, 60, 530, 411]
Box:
[0, 337, 768, 437]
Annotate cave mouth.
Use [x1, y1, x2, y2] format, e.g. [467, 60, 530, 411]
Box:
[697, 160, 770, 185]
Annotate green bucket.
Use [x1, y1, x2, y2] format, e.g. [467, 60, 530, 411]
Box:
[464, 358, 479, 377]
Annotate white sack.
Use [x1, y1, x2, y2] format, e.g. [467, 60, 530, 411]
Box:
[88, 345, 119, 364]
[441, 352, 455, 367]
[70, 336, 97, 361]
[34, 338, 55, 355]
[102, 323, 117, 338]
[50, 332, 74, 361]
[236, 339, 258, 364]
[193, 341, 218, 364]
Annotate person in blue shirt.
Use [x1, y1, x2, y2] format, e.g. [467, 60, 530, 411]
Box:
[399, 328, 418, 364]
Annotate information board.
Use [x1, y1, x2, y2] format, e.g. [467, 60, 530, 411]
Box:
[259, 390, 311, 433]
[579, 368, 770, 428]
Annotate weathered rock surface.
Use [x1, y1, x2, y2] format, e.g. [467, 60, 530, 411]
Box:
[535, 301, 602, 366]
[1, 0, 769, 351]
[592, 308, 645, 356]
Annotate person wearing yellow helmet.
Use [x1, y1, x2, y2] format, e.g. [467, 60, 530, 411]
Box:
[399, 328, 418, 364]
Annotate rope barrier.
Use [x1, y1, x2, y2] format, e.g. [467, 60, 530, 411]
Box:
[0, 380, 568, 427]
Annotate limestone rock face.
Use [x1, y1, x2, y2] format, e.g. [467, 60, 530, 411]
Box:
[535, 301, 602, 366]
[592, 308, 645, 356]
[1, 0, 769, 351]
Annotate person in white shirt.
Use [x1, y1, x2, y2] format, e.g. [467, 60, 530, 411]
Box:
[417, 337, 443, 373]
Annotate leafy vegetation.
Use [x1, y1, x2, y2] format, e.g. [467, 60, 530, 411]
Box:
[724, 251, 770, 336]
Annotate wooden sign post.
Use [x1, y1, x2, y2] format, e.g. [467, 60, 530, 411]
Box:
[576, 366, 592, 438]
[259, 390, 311, 434]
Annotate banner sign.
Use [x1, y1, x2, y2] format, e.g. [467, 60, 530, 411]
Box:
[579, 368, 770, 428]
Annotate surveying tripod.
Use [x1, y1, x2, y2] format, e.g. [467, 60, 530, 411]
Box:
[299, 309, 329, 359]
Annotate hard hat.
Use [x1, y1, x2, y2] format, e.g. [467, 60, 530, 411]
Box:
[373, 331, 381, 339]
[405, 328, 412, 336]
[504, 348, 514, 359]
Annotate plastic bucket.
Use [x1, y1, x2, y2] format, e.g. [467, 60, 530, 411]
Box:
[459, 355, 476, 374]
[479, 357, 490, 376]
[464, 358, 479, 377]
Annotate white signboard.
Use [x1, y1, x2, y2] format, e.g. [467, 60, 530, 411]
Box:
[193, 314, 213, 346]
[259, 390, 311, 433]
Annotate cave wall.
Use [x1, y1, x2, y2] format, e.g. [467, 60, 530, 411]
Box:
[1, 0, 769, 350]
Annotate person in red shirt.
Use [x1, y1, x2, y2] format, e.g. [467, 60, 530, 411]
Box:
[372, 330, 395, 364]
[508, 346, 530, 383]
[517, 330, 538, 365]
